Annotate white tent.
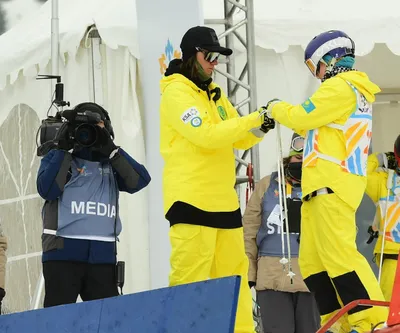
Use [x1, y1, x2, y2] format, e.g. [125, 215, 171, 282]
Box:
[1, 0, 400, 313]
[0, 0, 148, 313]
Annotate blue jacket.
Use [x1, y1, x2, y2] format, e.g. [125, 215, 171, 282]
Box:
[37, 148, 151, 264]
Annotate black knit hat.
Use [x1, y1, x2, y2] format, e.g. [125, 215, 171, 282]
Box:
[180, 26, 233, 62]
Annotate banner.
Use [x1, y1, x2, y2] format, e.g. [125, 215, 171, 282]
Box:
[136, 0, 203, 289]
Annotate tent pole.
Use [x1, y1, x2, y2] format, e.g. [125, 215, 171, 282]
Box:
[51, 0, 60, 75]
[30, 0, 61, 310]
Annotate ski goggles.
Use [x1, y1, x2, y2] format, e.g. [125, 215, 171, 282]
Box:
[195, 47, 220, 63]
[291, 136, 304, 152]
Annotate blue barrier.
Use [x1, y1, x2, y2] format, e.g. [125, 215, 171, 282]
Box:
[0, 276, 241, 333]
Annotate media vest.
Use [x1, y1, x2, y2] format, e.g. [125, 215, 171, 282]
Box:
[42, 157, 121, 243]
[256, 172, 302, 257]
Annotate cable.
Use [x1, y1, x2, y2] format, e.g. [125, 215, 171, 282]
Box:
[371, 321, 385, 332]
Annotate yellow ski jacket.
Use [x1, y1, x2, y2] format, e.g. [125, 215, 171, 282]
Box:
[160, 73, 263, 214]
[271, 71, 380, 210]
[366, 153, 400, 255]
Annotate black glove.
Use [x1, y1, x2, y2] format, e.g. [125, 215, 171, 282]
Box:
[96, 127, 119, 158]
[54, 122, 72, 151]
[366, 225, 379, 244]
[385, 152, 396, 170]
[258, 106, 276, 133]
[248, 281, 256, 289]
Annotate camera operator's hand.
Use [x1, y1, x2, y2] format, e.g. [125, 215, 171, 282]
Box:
[97, 127, 119, 158]
[54, 123, 71, 151]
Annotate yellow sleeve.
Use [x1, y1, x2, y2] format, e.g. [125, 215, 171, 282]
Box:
[228, 105, 263, 150]
[215, 90, 263, 150]
[161, 82, 263, 149]
[366, 153, 388, 203]
[271, 77, 355, 131]
[243, 176, 270, 282]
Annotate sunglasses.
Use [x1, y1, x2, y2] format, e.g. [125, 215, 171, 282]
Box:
[195, 47, 220, 63]
[291, 136, 304, 152]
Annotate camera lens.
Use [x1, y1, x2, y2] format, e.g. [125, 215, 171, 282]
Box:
[74, 124, 98, 147]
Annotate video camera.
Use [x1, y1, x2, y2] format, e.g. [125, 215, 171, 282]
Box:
[36, 75, 106, 156]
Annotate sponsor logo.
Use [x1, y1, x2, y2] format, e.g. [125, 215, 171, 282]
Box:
[191, 117, 202, 127]
[217, 106, 227, 120]
[180, 107, 199, 124]
[159, 39, 181, 75]
[77, 165, 92, 176]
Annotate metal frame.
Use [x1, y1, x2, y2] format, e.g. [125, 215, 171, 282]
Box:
[205, 0, 260, 184]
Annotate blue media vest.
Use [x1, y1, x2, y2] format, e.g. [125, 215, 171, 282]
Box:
[256, 172, 301, 257]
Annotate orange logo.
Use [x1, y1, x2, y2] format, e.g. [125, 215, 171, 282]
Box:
[159, 39, 181, 75]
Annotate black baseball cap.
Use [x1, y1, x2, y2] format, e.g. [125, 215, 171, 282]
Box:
[180, 26, 233, 61]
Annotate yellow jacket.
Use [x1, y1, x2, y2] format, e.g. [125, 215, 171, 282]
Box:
[159, 73, 263, 214]
[366, 153, 400, 255]
[271, 71, 380, 210]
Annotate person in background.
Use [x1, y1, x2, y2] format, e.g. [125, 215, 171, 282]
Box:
[365, 134, 400, 302]
[36, 102, 151, 307]
[159, 25, 275, 333]
[243, 133, 320, 333]
[262, 30, 387, 333]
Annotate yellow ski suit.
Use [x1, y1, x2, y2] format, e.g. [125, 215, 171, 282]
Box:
[160, 71, 264, 333]
[366, 152, 400, 301]
[270, 71, 387, 332]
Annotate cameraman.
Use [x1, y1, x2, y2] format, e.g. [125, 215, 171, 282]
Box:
[36, 102, 151, 307]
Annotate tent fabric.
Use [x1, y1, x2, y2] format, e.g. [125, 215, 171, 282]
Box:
[0, 0, 148, 313]
[0, 0, 139, 90]
[0, 44, 149, 314]
[202, 0, 400, 55]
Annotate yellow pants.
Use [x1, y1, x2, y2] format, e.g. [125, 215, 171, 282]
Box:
[299, 193, 388, 332]
[169, 224, 255, 333]
[375, 256, 397, 301]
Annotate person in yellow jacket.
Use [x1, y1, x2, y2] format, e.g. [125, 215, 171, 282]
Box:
[365, 135, 400, 302]
[262, 30, 387, 333]
[159, 26, 275, 333]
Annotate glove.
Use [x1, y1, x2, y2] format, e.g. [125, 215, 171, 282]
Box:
[378, 152, 396, 170]
[386, 152, 396, 170]
[258, 106, 276, 133]
[249, 102, 279, 138]
[248, 281, 256, 289]
[366, 225, 379, 244]
[95, 127, 119, 158]
[53, 122, 72, 151]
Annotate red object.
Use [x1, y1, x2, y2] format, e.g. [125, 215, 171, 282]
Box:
[246, 163, 254, 205]
[317, 250, 400, 332]
[316, 300, 390, 333]
[387, 252, 400, 327]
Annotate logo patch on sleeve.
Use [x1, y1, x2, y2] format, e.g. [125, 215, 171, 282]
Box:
[301, 99, 316, 113]
[217, 106, 227, 120]
[190, 117, 202, 127]
[181, 107, 200, 124]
